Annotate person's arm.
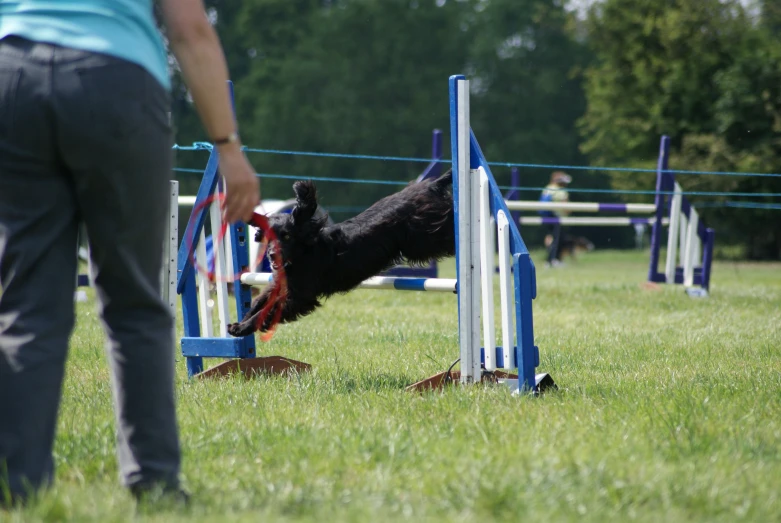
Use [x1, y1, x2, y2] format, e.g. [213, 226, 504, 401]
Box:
[159, 0, 259, 223]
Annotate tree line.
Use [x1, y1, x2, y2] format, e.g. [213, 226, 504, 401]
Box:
[166, 0, 781, 259]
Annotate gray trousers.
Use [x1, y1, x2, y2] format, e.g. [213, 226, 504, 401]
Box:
[0, 36, 180, 500]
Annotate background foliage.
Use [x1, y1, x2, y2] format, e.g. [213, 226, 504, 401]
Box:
[167, 0, 781, 259]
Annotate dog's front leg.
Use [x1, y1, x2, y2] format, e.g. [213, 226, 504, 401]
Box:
[227, 286, 272, 337]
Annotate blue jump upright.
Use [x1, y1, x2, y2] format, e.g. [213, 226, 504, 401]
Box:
[177, 147, 256, 376]
[177, 81, 310, 378]
[444, 74, 553, 394]
[647, 136, 715, 294]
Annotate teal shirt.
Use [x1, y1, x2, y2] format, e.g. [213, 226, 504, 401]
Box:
[0, 0, 170, 90]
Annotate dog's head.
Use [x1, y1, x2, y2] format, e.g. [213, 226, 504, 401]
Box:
[254, 180, 329, 271]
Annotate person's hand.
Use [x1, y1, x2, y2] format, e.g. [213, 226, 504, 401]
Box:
[217, 144, 260, 223]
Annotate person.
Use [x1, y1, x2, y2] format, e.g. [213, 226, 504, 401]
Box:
[0, 0, 260, 506]
[539, 171, 572, 267]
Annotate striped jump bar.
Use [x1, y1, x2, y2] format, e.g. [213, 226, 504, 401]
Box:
[505, 201, 656, 213]
[241, 272, 458, 293]
[519, 216, 670, 226]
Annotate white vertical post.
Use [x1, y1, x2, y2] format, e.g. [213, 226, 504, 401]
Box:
[196, 228, 214, 337]
[162, 181, 179, 320]
[470, 168, 482, 380]
[209, 187, 231, 337]
[248, 226, 260, 272]
[496, 211, 515, 370]
[665, 182, 683, 284]
[489, 215, 496, 266]
[678, 212, 688, 267]
[456, 78, 480, 385]
[683, 208, 699, 287]
[479, 168, 496, 371]
[223, 221, 234, 278]
[165, 181, 179, 368]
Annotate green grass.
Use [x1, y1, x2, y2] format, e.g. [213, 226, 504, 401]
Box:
[5, 250, 781, 522]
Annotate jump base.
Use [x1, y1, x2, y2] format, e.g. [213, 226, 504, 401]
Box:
[406, 369, 556, 394]
[194, 356, 311, 380]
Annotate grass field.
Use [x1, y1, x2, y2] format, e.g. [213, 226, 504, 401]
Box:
[4, 250, 781, 522]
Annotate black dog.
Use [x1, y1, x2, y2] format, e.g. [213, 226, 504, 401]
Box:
[558, 235, 595, 261]
[227, 170, 455, 336]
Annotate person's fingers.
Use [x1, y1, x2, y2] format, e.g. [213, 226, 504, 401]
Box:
[239, 193, 256, 223]
[224, 184, 259, 223]
[225, 184, 246, 222]
[219, 151, 260, 223]
[238, 176, 260, 222]
[235, 194, 253, 223]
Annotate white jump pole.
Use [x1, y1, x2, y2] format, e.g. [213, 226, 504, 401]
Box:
[222, 215, 235, 281]
[517, 216, 669, 226]
[683, 207, 699, 287]
[505, 201, 656, 214]
[479, 169, 496, 371]
[161, 181, 179, 320]
[195, 228, 214, 337]
[665, 182, 683, 284]
[455, 78, 482, 385]
[178, 195, 197, 206]
[678, 210, 688, 269]
[156, 181, 179, 368]
[208, 183, 231, 337]
[496, 210, 515, 370]
[241, 272, 458, 292]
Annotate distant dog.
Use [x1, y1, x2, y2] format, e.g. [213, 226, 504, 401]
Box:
[227, 170, 455, 336]
[544, 234, 594, 261]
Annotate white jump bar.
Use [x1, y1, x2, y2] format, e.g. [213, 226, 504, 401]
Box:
[504, 201, 656, 213]
[241, 272, 458, 293]
[518, 216, 670, 226]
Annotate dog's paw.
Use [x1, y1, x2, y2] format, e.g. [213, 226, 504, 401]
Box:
[227, 322, 254, 337]
[226, 322, 241, 337]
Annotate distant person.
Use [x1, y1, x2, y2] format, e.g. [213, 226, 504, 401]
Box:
[0, 0, 260, 506]
[539, 171, 572, 267]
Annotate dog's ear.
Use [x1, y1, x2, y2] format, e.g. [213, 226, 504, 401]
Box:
[292, 180, 318, 224]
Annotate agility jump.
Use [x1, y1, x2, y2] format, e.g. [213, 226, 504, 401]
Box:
[176, 76, 554, 394]
[502, 135, 715, 293]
